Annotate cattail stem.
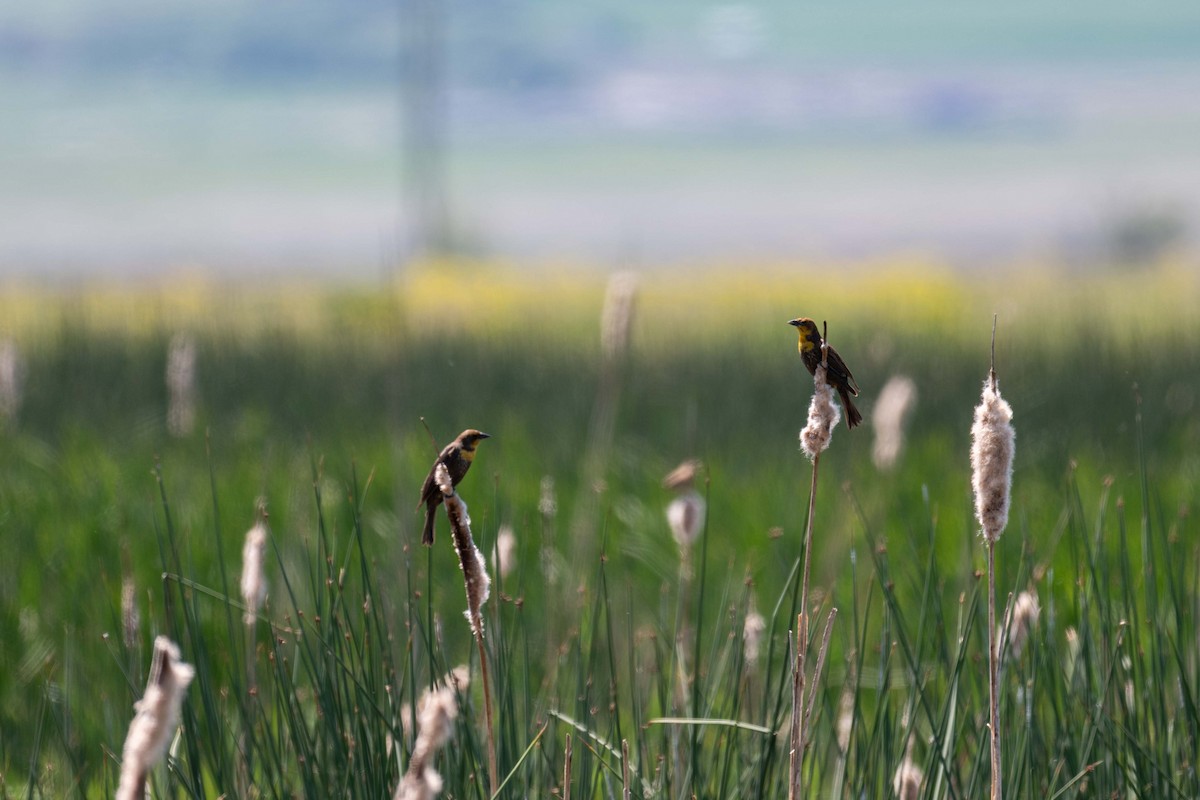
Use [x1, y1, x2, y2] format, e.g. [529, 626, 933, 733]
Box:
[563, 733, 573, 800]
[789, 446, 821, 800]
[790, 326, 835, 800]
[621, 738, 632, 800]
[972, 315, 1012, 800]
[475, 630, 498, 795]
[987, 540, 1002, 800]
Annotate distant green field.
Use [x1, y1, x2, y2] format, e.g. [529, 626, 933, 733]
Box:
[1, 262, 1198, 796]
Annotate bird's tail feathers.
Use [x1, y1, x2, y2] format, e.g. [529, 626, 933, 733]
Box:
[841, 389, 864, 429]
[421, 507, 436, 546]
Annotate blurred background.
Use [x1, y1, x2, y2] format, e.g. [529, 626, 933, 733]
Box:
[3, 3, 1200, 789]
[2, 0, 1200, 277]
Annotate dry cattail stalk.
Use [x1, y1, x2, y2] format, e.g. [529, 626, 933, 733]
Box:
[571, 272, 639, 552]
[800, 364, 841, 461]
[432, 462, 498, 794]
[976, 317, 1013, 800]
[0, 337, 21, 424]
[392, 682, 460, 800]
[435, 463, 491, 636]
[1002, 590, 1040, 660]
[871, 375, 918, 470]
[116, 637, 195, 800]
[892, 756, 924, 800]
[563, 733, 574, 800]
[492, 525, 517, 580]
[742, 610, 767, 666]
[600, 271, 638, 362]
[165, 333, 197, 437]
[664, 460, 705, 569]
[241, 519, 269, 625]
[970, 374, 1015, 543]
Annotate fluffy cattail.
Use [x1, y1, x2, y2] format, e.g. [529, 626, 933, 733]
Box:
[664, 459, 705, 580]
[600, 271, 638, 362]
[492, 525, 516, 580]
[0, 338, 21, 424]
[116, 637, 195, 800]
[835, 685, 854, 753]
[1064, 627, 1081, 684]
[871, 375, 917, 470]
[666, 491, 705, 550]
[538, 475, 557, 519]
[436, 463, 491, 637]
[800, 364, 841, 460]
[892, 756, 924, 800]
[240, 520, 268, 625]
[970, 374, 1015, 542]
[742, 610, 766, 665]
[397, 666, 471, 745]
[166, 334, 197, 437]
[121, 576, 140, 650]
[1002, 591, 1040, 660]
[392, 681, 461, 800]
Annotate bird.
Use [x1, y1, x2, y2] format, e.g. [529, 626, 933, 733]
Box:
[788, 317, 863, 428]
[417, 429, 491, 545]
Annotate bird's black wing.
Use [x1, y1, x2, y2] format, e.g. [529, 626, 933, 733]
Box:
[826, 346, 859, 396]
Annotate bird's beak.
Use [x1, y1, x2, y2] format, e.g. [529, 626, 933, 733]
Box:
[787, 319, 801, 327]
[478, 432, 492, 439]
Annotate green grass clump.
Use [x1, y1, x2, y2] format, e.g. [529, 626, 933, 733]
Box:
[0, 265, 1198, 797]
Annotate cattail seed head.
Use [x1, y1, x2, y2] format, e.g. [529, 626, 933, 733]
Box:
[241, 520, 268, 625]
[871, 375, 917, 470]
[667, 491, 706, 550]
[393, 681, 461, 800]
[892, 756, 924, 800]
[970, 375, 1015, 542]
[600, 271, 638, 362]
[835, 685, 854, 753]
[1002, 590, 1040, 660]
[435, 462, 491, 637]
[460, 543, 491, 636]
[538, 475, 557, 518]
[434, 463, 454, 497]
[121, 576, 140, 650]
[492, 525, 516, 580]
[800, 364, 841, 460]
[742, 610, 766, 665]
[116, 637, 195, 800]
[0, 338, 22, 424]
[165, 333, 197, 437]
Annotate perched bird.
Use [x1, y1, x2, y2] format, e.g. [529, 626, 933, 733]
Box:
[417, 429, 491, 545]
[788, 317, 863, 428]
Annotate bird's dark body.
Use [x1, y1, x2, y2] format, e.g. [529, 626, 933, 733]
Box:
[418, 429, 490, 545]
[789, 318, 864, 429]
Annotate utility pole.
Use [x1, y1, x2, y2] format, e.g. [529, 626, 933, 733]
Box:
[401, 0, 448, 262]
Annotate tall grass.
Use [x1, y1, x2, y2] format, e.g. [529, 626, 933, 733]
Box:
[0, 268, 1198, 796]
[20, 390, 1189, 798]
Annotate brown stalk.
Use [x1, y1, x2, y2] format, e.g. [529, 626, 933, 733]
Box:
[437, 468, 499, 796]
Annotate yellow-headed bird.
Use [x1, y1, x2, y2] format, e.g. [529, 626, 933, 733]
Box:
[417, 429, 490, 545]
[788, 318, 863, 428]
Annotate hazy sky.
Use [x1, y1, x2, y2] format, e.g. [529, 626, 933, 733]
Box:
[3, 1, 1199, 277]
